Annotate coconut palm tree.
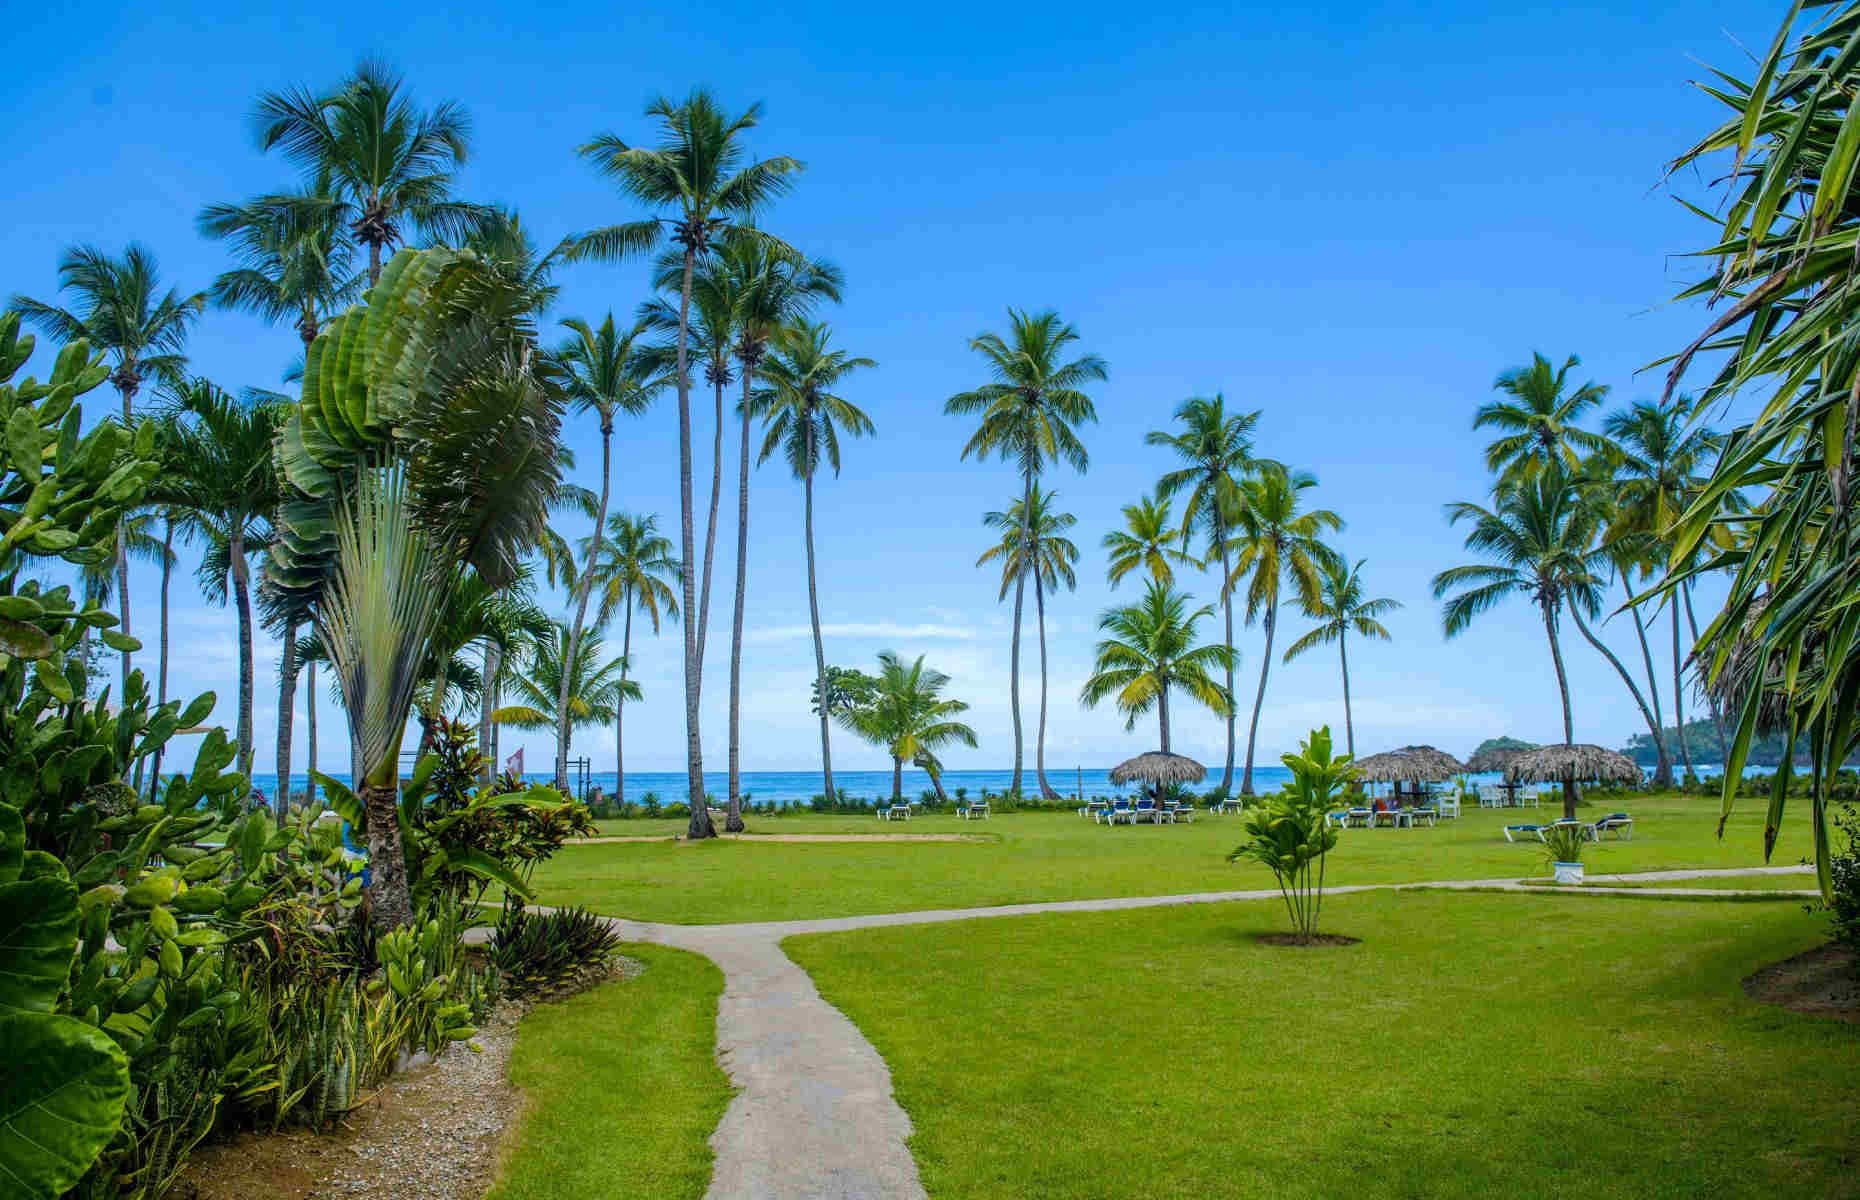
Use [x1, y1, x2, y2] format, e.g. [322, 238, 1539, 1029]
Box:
[585, 512, 681, 812]
[198, 183, 363, 350]
[1473, 352, 1613, 490]
[754, 321, 876, 805]
[1103, 492, 1192, 589]
[1079, 579, 1233, 755]
[1433, 465, 1607, 818]
[492, 619, 639, 750]
[1148, 396, 1270, 793]
[1604, 396, 1727, 782]
[253, 60, 486, 283]
[837, 651, 979, 803]
[549, 313, 661, 787]
[567, 90, 802, 838]
[977, 486, 1078, 799]
[944, 309, 1105, 795]
[719, 239, 842, 822]
[163, 380, 288, 784]
[1281, 557, 1398, 757]
[1221, 467, 1342, 794]
[11, 243, 205, 694]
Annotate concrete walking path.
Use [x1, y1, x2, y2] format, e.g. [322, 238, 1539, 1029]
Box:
[572, 863, 1813, 1200]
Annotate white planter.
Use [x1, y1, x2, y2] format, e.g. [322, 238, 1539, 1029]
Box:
[1552, 861, 1585, 885]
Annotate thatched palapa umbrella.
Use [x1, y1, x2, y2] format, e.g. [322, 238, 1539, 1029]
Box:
[1465, 743, 1536, 775]
[1109, 751, 1206, 801]
[1505, 743, 1642, 819]
[1351, 745, 1466, 801]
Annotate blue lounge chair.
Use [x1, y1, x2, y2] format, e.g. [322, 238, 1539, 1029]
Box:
[1132, 797, 1159, 823]
[1504, 822, 1546, 842]
[1101, 797, 1133, 825]
[1345, 807, 1373, 828]
[1591, 812, 1634, 840]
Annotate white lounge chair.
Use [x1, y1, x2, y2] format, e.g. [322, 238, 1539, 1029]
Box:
[1437, 795, 1461, 820]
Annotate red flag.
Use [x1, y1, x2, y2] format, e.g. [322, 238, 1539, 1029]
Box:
[505, 748, 524, 776]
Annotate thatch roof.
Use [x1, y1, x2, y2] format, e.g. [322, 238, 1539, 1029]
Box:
[1109, 751, 1207, 786]
[1466, 743, 1537, 774]
[1351, 745, 1466, 783]
[1504, 744, 1642, 785]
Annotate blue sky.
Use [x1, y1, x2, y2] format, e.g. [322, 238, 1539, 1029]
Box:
[1, 0, 1781, 775]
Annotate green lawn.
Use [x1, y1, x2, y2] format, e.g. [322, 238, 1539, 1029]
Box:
[786, 892, 1859, 1200]
[532, 793, 1819, 923]
[487, 945, 732, 1200]
[1525, 872, 1819, 891]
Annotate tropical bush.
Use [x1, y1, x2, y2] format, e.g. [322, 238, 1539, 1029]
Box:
[490, 903, 620, 998]
[1229, 726, 1351, 940]
[1542, 823, 1589, 868]
[1830, 804, 1859, 970]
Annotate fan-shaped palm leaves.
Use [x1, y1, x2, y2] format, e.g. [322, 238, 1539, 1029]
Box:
[1432, 465, 1606, 817]
[567, 89, 803, 838]
[583, 512, 681, 809]
[978, 485, 1077, 799]
[1080, 580, 1233, 754]
[1221, 466, 1341, 793]
[1148, 395, 1270, 792]
[549, 312, 661, 786]
[945, 308, 1105, 795]
[755, 321, 875, 805]
[254, 59, 486, 282]
[1104, 493, 1192, 590]
[838, 652, 979, 803]
[11, 243, 205, 693]
[492, 621, 639, 740]
[1282, 557, 1399, 757]
[1473, 352, 1613, 489]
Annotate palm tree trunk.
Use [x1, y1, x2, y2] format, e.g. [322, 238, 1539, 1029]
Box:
[1570, 603, 1665, 775]
[1034, 565, 1058, 800]
[1158, 681, 1172, 755]
[1218, 529, 1236, 793]
[619, 589, 634, 814]
[367, 236, 382, 286]
[276, 619, 298, 823]
[726, 378, 753, 832]
[306, 659, 318, 810]
[1543, 599, 1578, 819]
[230, 532, 255, 782]
[805, 470, 836, 804]
[1682, 583, 1731, 767]
[1624, 575, 1672, 787]
[144, 517, 175, 798]
[1339, 634, 1355, 758]
[557, 424, 612, 788]
[1672, 600, 1696, 782]
[892, 755, 903, 803]
[360, 769, 413, 933]
[675, 246, 714, 839]
[696, 375, 724, 667]
[479, 642, 500, 782]
[1008, 470, 1031, 795]
[1241, 606, 1277, 794]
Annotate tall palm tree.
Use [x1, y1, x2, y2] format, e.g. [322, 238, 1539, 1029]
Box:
[11, 243, 204, 695]
[550, 313, 660, 787]
[1473, 352, 1613, 489]
[1148, 396, 1270, 793]
[754, 321, 876, 805]
[978, 486, 1078, 799]
[1433, 466, 1606, 818]
[492, 621, 638, 749]
[719, 239, 842, 824]
[585, 512, 681, 811]
[837, 652, 979, 803]
[253, 60, 486, 283]
[1103, 492, 1192, 589]
[1604, 396, 1727, 783]
[1079, 579, 1233, 758]
[567, 89, 802, 838]
[164, 381, 288, 784]
[1281, 557, 1399, 757]
[292, 631, 330, 808]
[1221, 467, 1342, 794]
[944, 309, 1105, 795]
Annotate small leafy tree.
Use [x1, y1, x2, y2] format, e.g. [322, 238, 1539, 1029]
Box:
[1229, 725, 1352, 940]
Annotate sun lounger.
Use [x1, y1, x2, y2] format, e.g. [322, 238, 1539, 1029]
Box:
[1168, 801, 1193, 823]
[958, 800, 989, 820]
[1591, 812, 1634, 840]
[1372, 809, 1405, 828]
[1100, 798, 1132, 824]
[1345, 807, 1373, 828]
[1504, 823, 1545, 842]
[1132, 797, 1159, 824]
[1408, 807, 1438, 827]
[1326, 811, 1348, 828]
[886, 803, 911, 821]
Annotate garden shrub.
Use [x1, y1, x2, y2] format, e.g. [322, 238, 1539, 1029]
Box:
[490, 903, 620, 998]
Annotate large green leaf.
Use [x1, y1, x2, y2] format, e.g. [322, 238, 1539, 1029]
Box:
[0, 878, 78, 1014]
[0, 804, 21, 884]
[0, 1012, 131, 1197]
